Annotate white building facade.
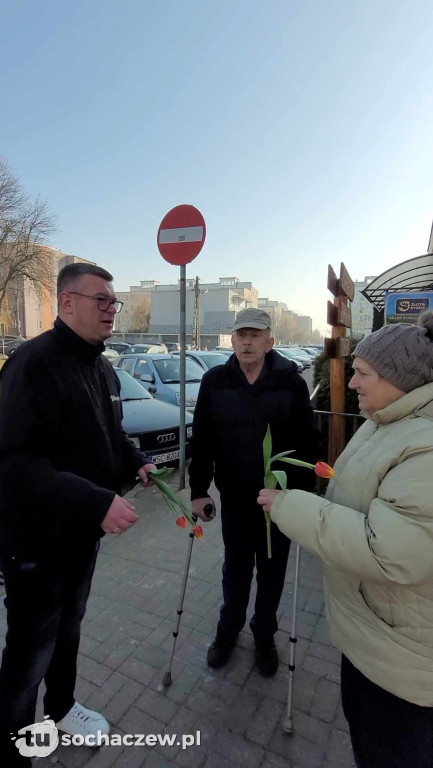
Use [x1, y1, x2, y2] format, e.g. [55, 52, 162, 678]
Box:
[351, 276, 376, 338]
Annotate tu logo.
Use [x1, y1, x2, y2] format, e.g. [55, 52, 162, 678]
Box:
[11, 714, 59, 757]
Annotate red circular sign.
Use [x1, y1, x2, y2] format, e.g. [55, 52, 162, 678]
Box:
[157, 204, 206, 266]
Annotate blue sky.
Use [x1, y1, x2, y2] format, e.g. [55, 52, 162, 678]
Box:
[1, 0, 432, 333]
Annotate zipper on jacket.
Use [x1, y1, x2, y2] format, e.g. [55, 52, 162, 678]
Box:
[90, 383, 105, 427]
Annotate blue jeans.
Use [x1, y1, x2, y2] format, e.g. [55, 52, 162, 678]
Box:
[219, 494, 290, 641]
[0, 541, 99, 766]
[341, 654, 433, 768]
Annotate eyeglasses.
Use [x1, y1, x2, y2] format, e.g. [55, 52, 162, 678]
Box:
[67, 292, 123, 313]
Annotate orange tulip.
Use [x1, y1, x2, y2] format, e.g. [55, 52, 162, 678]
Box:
[314, 461, 335, 479]
[193, 525, 204, 539]
[176, 516, 188, 528]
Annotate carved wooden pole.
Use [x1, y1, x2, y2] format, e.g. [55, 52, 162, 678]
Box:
[326, 264, 354, 466]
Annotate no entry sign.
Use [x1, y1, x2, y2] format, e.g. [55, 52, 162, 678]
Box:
[157, 204, 206, 266]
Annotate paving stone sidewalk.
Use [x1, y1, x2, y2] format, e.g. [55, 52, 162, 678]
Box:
[0, 477, 356, 768]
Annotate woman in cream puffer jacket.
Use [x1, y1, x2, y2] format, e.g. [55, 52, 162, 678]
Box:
[258, 313, 433, 768]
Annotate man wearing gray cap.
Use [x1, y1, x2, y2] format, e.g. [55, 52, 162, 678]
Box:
[189, 308, 319, 675]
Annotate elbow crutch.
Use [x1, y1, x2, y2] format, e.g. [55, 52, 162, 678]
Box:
[162, 503, 213, 686]
[282, 383, 319, 732]
[282, 542, 301, 733]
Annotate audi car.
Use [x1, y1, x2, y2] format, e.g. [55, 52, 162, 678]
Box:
[117, 368, 193, 466]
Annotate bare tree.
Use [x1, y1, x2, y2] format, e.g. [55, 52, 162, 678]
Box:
[130, 298, 151, 332]
[0, 158, 56, 312]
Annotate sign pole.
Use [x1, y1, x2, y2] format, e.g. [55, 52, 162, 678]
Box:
[179, 265, 186, 489]
[157, 204, 206, 492]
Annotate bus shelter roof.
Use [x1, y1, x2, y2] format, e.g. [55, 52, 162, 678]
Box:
[361, 252, 433, 311]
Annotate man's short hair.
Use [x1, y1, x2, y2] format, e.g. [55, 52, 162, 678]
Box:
[57, 263, 114, 297]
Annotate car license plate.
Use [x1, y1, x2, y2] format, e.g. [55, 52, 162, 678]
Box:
[151, 450, 180, 464]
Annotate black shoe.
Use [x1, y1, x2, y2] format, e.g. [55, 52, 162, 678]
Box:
[207, 625, 237, 669]
[255, 638, 279, 676]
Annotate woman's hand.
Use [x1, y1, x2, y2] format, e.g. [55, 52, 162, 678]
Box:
[257, 488, 280, 512]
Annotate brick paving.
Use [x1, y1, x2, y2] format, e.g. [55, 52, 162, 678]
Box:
[0, 476, 356, 768]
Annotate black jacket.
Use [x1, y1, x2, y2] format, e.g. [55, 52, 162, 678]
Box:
[189, 350, 320, 501]
[0, 318, 148, 557]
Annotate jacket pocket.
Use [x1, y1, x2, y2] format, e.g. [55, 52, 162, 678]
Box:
[359, 582, 395, 627]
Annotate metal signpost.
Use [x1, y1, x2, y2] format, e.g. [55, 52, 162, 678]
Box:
[325, 263, 354, 466]
[157, 204, 206, 488]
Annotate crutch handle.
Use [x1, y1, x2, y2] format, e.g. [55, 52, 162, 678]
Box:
[203, 503, 215, 520]
[191, 504, 215, 525]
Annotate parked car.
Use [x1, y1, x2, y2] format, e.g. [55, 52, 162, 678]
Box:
[274, 349, 304, 372]
[165, 341, 181, 352]
[102, 348, 119, 362]
[276, 346, 311, 367]
[173, 350, 229, 371]
[0, 335, 20, 346]
[113, 353, 204, 412]
[105, 341, 131, 354]
[274, 348, 306, 370]
[116, 368, 193, 466]
[127, 343, 167, 354]
[1, 337, 27, 356]
[153, 342, 169, 353]
[298, 347, 319, 360]
[214, 348, 233, 357]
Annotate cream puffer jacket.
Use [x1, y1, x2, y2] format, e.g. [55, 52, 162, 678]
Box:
[271, 381, 433, 706]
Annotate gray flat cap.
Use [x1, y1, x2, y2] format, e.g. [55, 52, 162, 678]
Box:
[231, 308, 272, 333]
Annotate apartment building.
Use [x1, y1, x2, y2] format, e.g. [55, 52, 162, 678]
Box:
[149, 276, 258, 335]
[352, 276, 376, 338]
[0, 248, 95, 338]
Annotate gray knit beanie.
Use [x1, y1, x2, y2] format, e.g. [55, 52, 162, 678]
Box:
[353, 310, 433, 393]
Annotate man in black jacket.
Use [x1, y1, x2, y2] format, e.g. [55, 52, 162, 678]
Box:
[0, 263, 156, 766]
[189, 308, 319, 675]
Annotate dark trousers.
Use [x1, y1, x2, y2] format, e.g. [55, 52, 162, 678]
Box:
[0, 541, 99, 766]
[341, 654, 433, 768]
[219, 495, 290, 641]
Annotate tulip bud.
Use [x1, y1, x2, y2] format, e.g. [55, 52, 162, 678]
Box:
[314, 461, 335, 478]
[176, 516, 188, 528]
[193, 525, 204, 539]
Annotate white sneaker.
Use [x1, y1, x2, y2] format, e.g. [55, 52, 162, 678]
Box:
[56, 701, 110, 738]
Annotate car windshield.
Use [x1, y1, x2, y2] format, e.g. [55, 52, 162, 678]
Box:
[153, 358, 204, 383]
[129, 345, 152, 353]
[116, 369, 153, 400]
[199, 354, 228, 369]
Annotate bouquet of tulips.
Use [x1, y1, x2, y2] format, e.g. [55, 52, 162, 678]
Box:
[263, 425, 334, 558]
[148, 467, 204, 539]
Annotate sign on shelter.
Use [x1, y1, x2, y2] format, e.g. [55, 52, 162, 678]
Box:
[385, 290, 433, 325]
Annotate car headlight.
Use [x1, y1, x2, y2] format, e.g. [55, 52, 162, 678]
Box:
[187, 426, 193, 439]
[130, 436, 140, 448]
[176, 392, 195, 406]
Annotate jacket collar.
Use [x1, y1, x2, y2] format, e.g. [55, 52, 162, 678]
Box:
[371, 382, 433, 424]
[54, 317, 105, 361]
